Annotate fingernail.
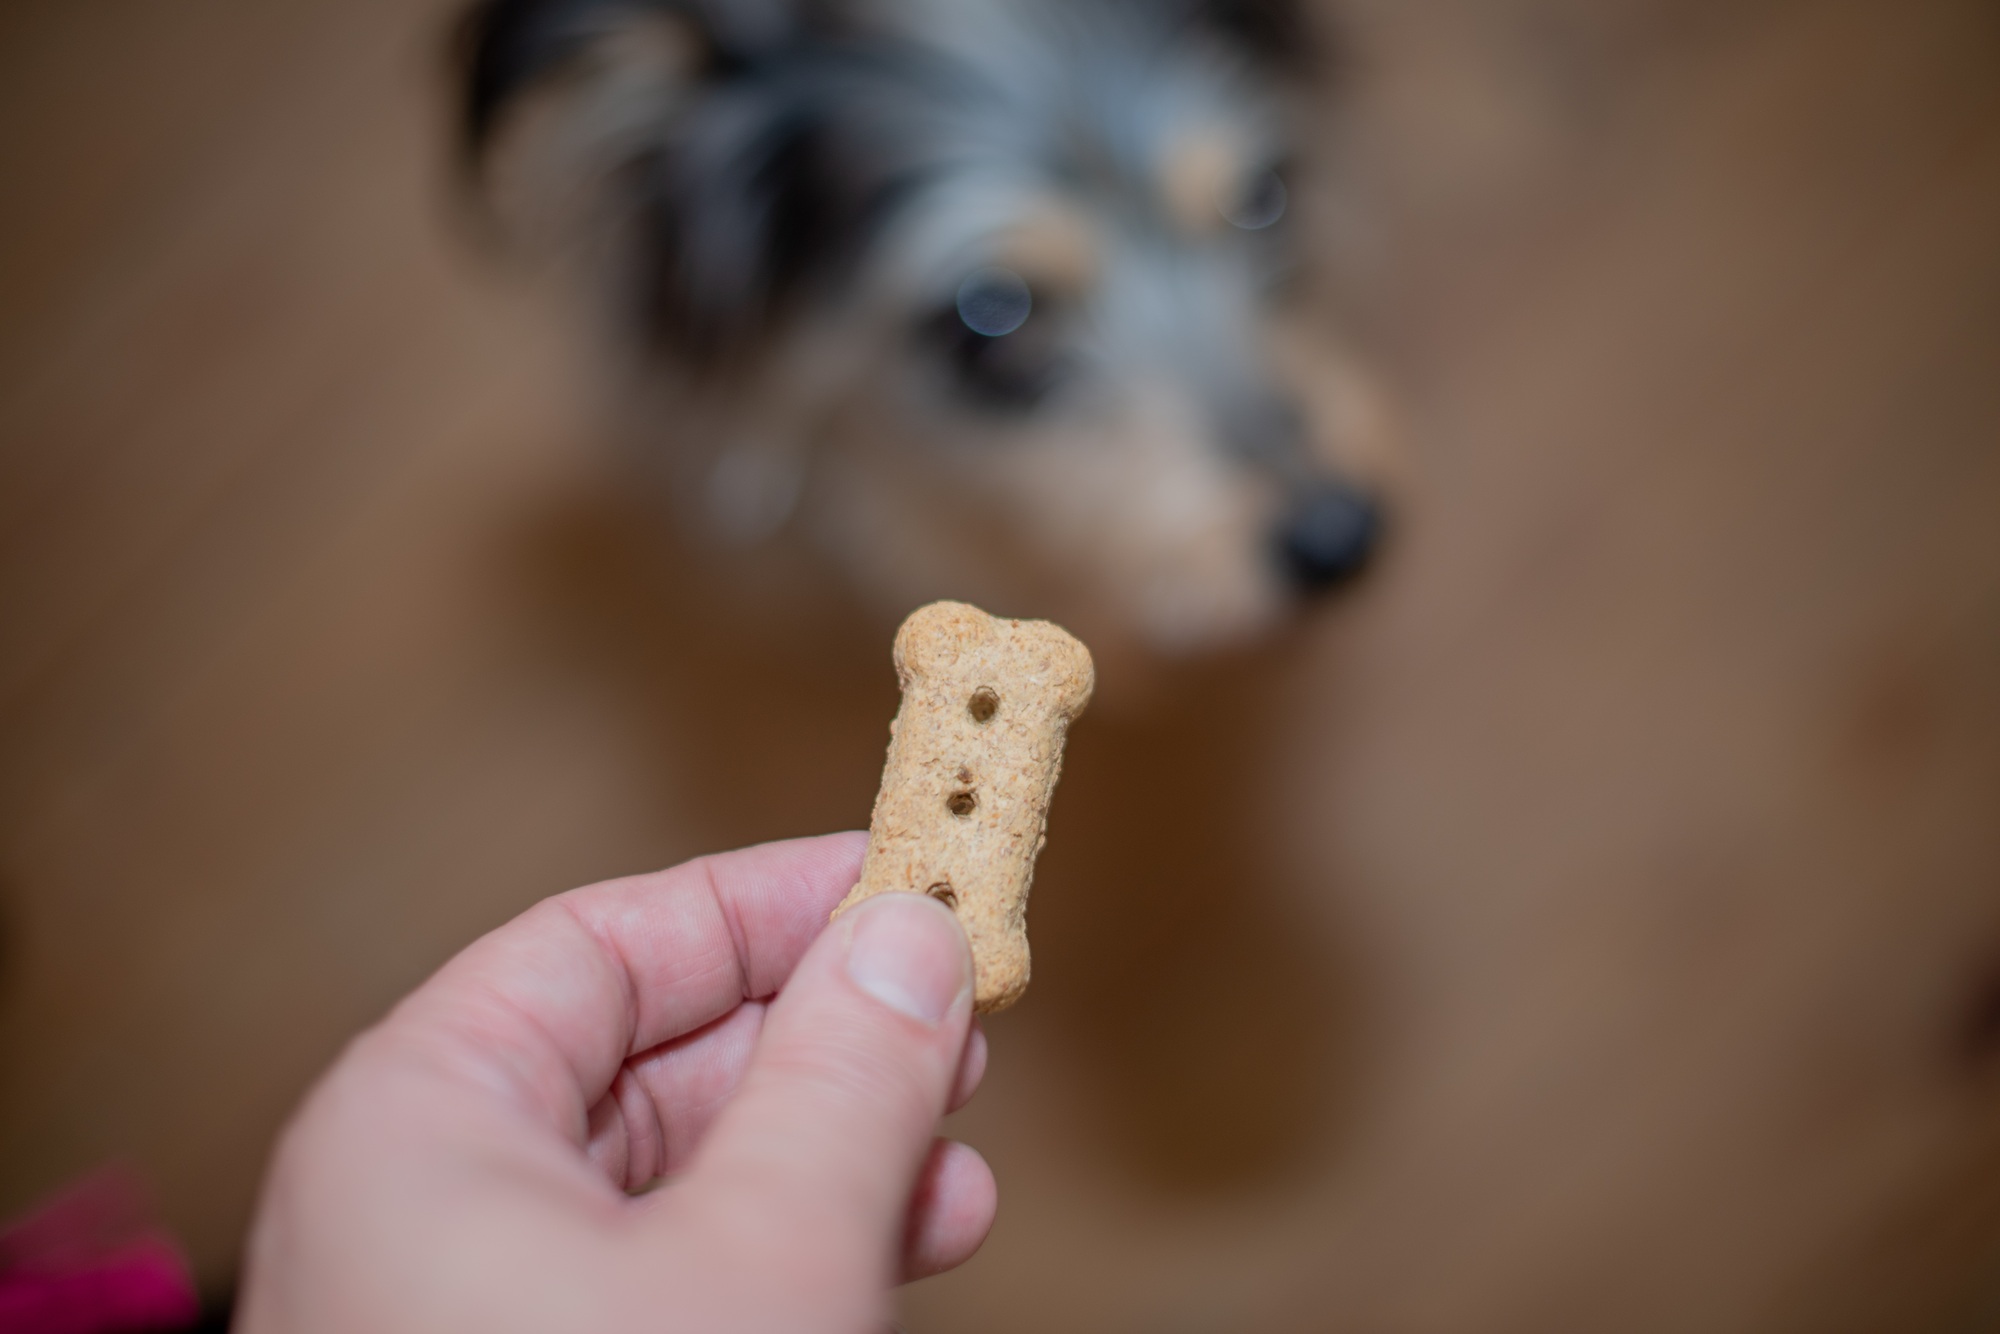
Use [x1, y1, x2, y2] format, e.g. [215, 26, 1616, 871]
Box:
[845, 893, 969, 1026]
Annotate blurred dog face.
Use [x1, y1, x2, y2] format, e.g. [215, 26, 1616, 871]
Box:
[465, 0, 1384, 655]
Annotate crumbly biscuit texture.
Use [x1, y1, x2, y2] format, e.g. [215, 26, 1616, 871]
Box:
[835, 601, 1094, 1013]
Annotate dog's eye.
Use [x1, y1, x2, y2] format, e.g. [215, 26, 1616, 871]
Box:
[956, 267, 1032, 336]
[1223, 167, 1287, 231]
[920, 267, 1063, 413]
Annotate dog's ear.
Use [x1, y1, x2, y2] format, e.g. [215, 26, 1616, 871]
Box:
[456, 0, 900, 363]
[457, 0, 794, 161]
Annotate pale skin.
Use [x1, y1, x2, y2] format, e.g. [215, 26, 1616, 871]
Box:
[236, 832, 996, 1334]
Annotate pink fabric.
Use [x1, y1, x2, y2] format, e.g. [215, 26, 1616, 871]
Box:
[0, 1171, 201, 1334]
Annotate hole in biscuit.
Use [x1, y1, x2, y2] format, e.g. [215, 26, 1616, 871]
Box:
[927, 883, 958, 910]
[947, 790, 977, 817]
[968, 688, 999, 723]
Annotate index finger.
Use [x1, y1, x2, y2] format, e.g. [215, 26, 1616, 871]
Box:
[381, 832, 867, 1143]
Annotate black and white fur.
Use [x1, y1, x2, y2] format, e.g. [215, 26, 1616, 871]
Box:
[461, 0, 1385, 655]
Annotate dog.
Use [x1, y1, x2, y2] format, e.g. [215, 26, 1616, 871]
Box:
[459, 0, 1387, 658]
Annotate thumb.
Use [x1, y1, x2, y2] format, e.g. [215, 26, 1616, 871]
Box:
[677, 891, 975, 1282]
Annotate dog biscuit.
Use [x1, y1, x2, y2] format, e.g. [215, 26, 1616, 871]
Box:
[835, 601, 1094, 1013]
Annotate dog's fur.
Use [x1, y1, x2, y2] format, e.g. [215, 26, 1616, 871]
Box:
[460, 0, 1385, 656]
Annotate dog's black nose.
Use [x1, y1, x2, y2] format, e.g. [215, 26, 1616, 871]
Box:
[1275, 482, 1383, 591]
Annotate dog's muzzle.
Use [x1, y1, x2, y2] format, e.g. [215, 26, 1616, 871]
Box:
[1228, 396, 1384, 593]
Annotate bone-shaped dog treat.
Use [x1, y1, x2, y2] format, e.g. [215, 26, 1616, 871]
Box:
[834, 601, 1094, 1013]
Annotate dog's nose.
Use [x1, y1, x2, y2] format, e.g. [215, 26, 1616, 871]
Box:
[1275, 482, 1383, 592]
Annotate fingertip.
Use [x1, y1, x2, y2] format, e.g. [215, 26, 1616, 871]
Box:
[802, 828, 871, 881]
[901, 1139, 997, 1281]
[947, 1020, 988, 1113]
[709, 830, 870, 914]
[843, 892, 973, 1028]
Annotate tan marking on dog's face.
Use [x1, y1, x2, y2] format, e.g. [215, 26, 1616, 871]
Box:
[1157, 123, 1249, 237]
[1263, 313, 1409, 497]
[813, 374, 1289, 658]
[990, 202, 1102, 301]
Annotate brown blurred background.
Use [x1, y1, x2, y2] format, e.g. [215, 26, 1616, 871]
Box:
[4, 0, 2000, 1329]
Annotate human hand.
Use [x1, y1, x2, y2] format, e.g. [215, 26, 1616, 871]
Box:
[235, 833, 993, 1333]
